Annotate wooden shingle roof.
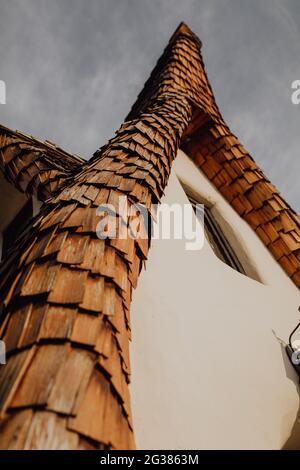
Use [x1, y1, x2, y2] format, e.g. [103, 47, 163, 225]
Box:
[128, 22, 300, 287]
[0, 124, 84, 201]
[0, 22, 299, 450]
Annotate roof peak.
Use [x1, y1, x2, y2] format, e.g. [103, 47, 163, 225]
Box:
[170, 22, 202, 48]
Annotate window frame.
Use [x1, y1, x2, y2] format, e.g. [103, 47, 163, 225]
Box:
[187, 193, 246, 275]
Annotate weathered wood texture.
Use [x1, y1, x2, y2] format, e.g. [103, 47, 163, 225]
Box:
[0, 21, 299, 450]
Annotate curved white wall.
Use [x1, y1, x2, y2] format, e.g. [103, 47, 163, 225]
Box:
[130, 151, 300, 450]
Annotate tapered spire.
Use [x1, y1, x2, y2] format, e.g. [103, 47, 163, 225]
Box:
[0, 22, 203, 449]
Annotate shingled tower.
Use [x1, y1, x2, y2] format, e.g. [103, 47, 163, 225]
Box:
[0, 23, 299, 450]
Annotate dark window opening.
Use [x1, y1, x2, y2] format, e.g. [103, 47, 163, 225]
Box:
[2, 198, 33, 259]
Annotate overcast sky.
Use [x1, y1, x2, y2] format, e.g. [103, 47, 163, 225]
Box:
[0, 0, 299, 211]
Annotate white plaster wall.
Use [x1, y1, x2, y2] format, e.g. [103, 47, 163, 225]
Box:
[130, 151, 300, 450]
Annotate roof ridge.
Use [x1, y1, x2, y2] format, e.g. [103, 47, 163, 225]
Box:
[0, 123, 84, 164]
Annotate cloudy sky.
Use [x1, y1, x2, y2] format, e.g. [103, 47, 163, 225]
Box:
[0, 0, 299, 210]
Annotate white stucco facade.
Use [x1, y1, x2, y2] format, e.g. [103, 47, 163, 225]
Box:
[130, 150, 300, 450]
